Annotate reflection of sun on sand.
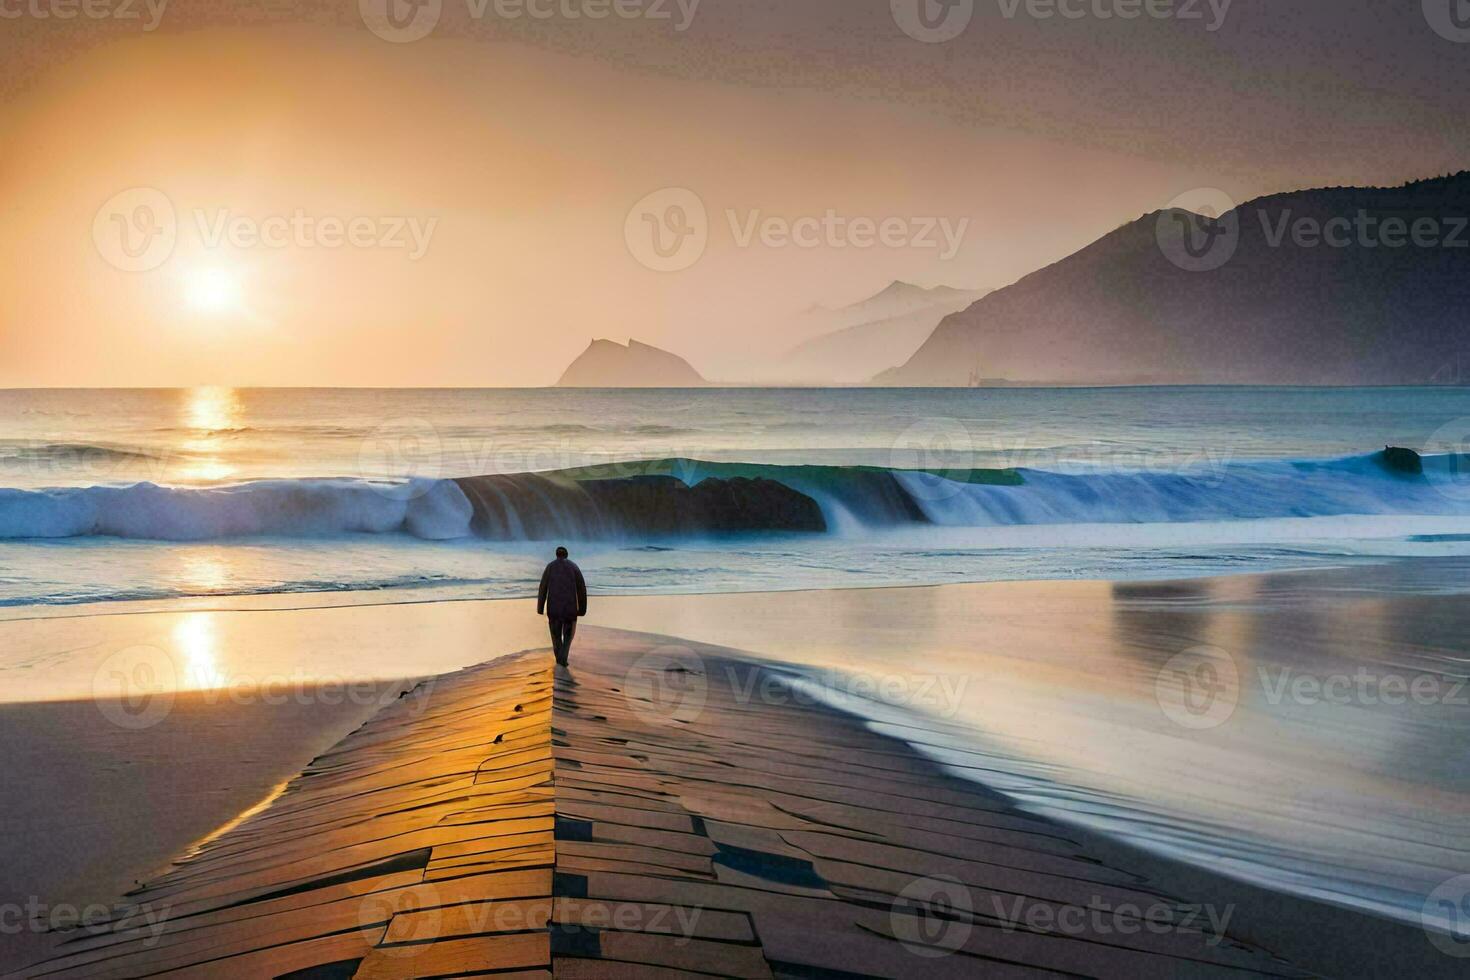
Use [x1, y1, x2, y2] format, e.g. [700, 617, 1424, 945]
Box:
[13, 630, 1303, 979]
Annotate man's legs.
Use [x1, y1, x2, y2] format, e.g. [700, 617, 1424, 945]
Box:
[549, 616, 576, 665]
[561, 616, 577, 662]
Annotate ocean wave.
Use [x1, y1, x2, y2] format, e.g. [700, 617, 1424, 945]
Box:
[0, 479, 472, 542]
[0, 442, 164, 463]
[0, 450, 1463, 543]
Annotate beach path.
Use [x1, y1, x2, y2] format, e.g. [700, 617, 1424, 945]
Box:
[10, 628, 1306, 979]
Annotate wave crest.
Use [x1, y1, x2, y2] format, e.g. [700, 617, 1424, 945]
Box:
[0, 450, 1464, 543]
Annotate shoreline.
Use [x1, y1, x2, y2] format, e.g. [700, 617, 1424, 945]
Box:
[3, 568, 1467, 973]
[7, 548, 1470, 629]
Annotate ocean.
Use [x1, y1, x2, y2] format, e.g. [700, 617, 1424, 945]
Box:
[5, 385, 1470, 608]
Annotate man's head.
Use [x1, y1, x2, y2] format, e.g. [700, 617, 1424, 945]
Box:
[555, 546, 569, 559]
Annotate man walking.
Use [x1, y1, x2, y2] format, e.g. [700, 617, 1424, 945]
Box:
[537, 546, 587, 666]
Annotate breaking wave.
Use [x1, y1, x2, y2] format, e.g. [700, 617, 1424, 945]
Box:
[0, 450, 1464, 542]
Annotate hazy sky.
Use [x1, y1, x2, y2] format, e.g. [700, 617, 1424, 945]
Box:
[1, 1, 1466, 386]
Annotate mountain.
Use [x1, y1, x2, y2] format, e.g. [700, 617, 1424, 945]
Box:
[877, 173, 1470, 386]
[821, 281, 986, 321]
[776, 282, 990, 384]
[556, 339, 709, 387]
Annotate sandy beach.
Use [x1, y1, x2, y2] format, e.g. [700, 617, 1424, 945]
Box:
[3, 564, 1468, 974]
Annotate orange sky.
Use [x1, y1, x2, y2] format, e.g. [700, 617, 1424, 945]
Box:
[1, 4, 1464, 386]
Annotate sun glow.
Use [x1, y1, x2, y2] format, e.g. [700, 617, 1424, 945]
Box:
[183, 266, 243, 315]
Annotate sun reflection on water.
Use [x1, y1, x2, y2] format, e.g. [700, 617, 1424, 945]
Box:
[178, 386, 243, 483]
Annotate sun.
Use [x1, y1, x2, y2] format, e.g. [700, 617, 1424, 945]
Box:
[183, 266, 243, 315]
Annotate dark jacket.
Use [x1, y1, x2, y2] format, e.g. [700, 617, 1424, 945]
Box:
[538, 558, 587, 619]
